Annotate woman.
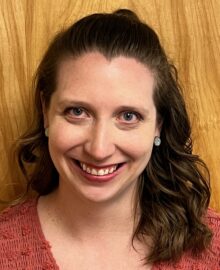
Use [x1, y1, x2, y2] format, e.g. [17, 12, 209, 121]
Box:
[0, 9, 219, 269]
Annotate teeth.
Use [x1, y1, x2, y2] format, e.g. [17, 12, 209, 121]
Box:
[91, 168, 98, 175]
[79, 162, 118, 176]
[109, 167, 114, 173]
[98, 169, 105, 176]
[83, 164, 86, 171]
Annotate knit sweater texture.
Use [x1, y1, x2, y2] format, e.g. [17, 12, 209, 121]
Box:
[0, 198, 219, 269]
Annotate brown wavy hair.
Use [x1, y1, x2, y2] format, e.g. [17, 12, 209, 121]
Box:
[16, 9, 212, 264]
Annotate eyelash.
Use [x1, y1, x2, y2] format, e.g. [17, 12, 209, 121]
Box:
[64, 107, 89, 118]
[63, 107, 143, 124]
[117, 111, 143, 124]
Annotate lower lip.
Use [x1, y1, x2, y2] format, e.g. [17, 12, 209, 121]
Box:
[70, 160, 125, 184]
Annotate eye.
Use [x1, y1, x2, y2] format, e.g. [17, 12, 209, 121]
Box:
[71, 107, 84, 116]
[64, 107, 88, 119]
[118, 111, 142, 124]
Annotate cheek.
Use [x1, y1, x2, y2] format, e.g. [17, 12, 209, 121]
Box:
[119, 132, 155, 161]
[48, 121, 87, 153]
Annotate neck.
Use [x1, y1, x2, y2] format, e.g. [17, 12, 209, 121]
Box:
[41, 180, 140, 241]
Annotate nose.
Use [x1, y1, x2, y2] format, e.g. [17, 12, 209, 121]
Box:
[84, 121, 116, 161]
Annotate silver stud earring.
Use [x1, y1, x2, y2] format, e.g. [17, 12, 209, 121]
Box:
[154, 136, 161, 146]
[45, 128, 49, 137]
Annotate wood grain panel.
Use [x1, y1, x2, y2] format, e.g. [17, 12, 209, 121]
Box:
[0, 0, 219, 211]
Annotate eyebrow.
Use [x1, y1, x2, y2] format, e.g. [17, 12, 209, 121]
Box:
[57, 99, 150, 116]
[114, 105, 150, 116]
[58, 100, 92, 109]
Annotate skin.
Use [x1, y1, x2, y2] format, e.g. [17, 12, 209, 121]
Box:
[39, 52, 159, 269]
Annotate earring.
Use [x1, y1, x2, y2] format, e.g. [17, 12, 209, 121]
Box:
[154, 136, 161, 146]
[45, 128, 49, 137]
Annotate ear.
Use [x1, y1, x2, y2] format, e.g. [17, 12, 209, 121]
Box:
[40, 92, 49, 128]
[155, 117, 163, 137]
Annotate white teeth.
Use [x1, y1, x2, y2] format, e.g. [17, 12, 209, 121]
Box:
[79, 162, 118, 176]
[98, 169, 105, 176]
[91, 168, 98, 175]
[109, 167, 114, 173]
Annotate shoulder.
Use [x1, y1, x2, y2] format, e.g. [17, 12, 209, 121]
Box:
[0, 198, 37, 228]
[0, 198, 56, 269]
[0, 199, 38, 246]
[205, 207, 220, 228]
[154, 208, 220, 270]
[205, 208, 220, 255]
[181, 208, 220, 269]
[0, 199, 38, 265]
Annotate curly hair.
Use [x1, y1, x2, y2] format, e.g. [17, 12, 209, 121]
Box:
[16, 9, 212, 264]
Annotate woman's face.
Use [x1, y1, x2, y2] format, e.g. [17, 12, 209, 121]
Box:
[43, 52, 160, 204]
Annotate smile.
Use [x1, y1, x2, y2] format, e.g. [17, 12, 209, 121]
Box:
[79, 162, 118, 176]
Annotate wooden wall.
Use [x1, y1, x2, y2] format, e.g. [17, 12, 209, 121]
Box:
[0, 0, 219, 211]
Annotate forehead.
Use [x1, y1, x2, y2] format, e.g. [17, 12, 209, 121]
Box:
[54, 52, 155, 108]
[57, 52, 154, 83]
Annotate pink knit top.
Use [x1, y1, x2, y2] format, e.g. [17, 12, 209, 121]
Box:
[0, 198, 219, 269]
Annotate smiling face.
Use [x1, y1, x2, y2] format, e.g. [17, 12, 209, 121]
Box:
[43, 52, 160, 204]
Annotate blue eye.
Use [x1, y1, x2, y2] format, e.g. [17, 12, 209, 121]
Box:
[123, 112, 136, 121]
[64, 107, 88, 119]
[71, 107, 84, 116]
[119, 111, 141, 123]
